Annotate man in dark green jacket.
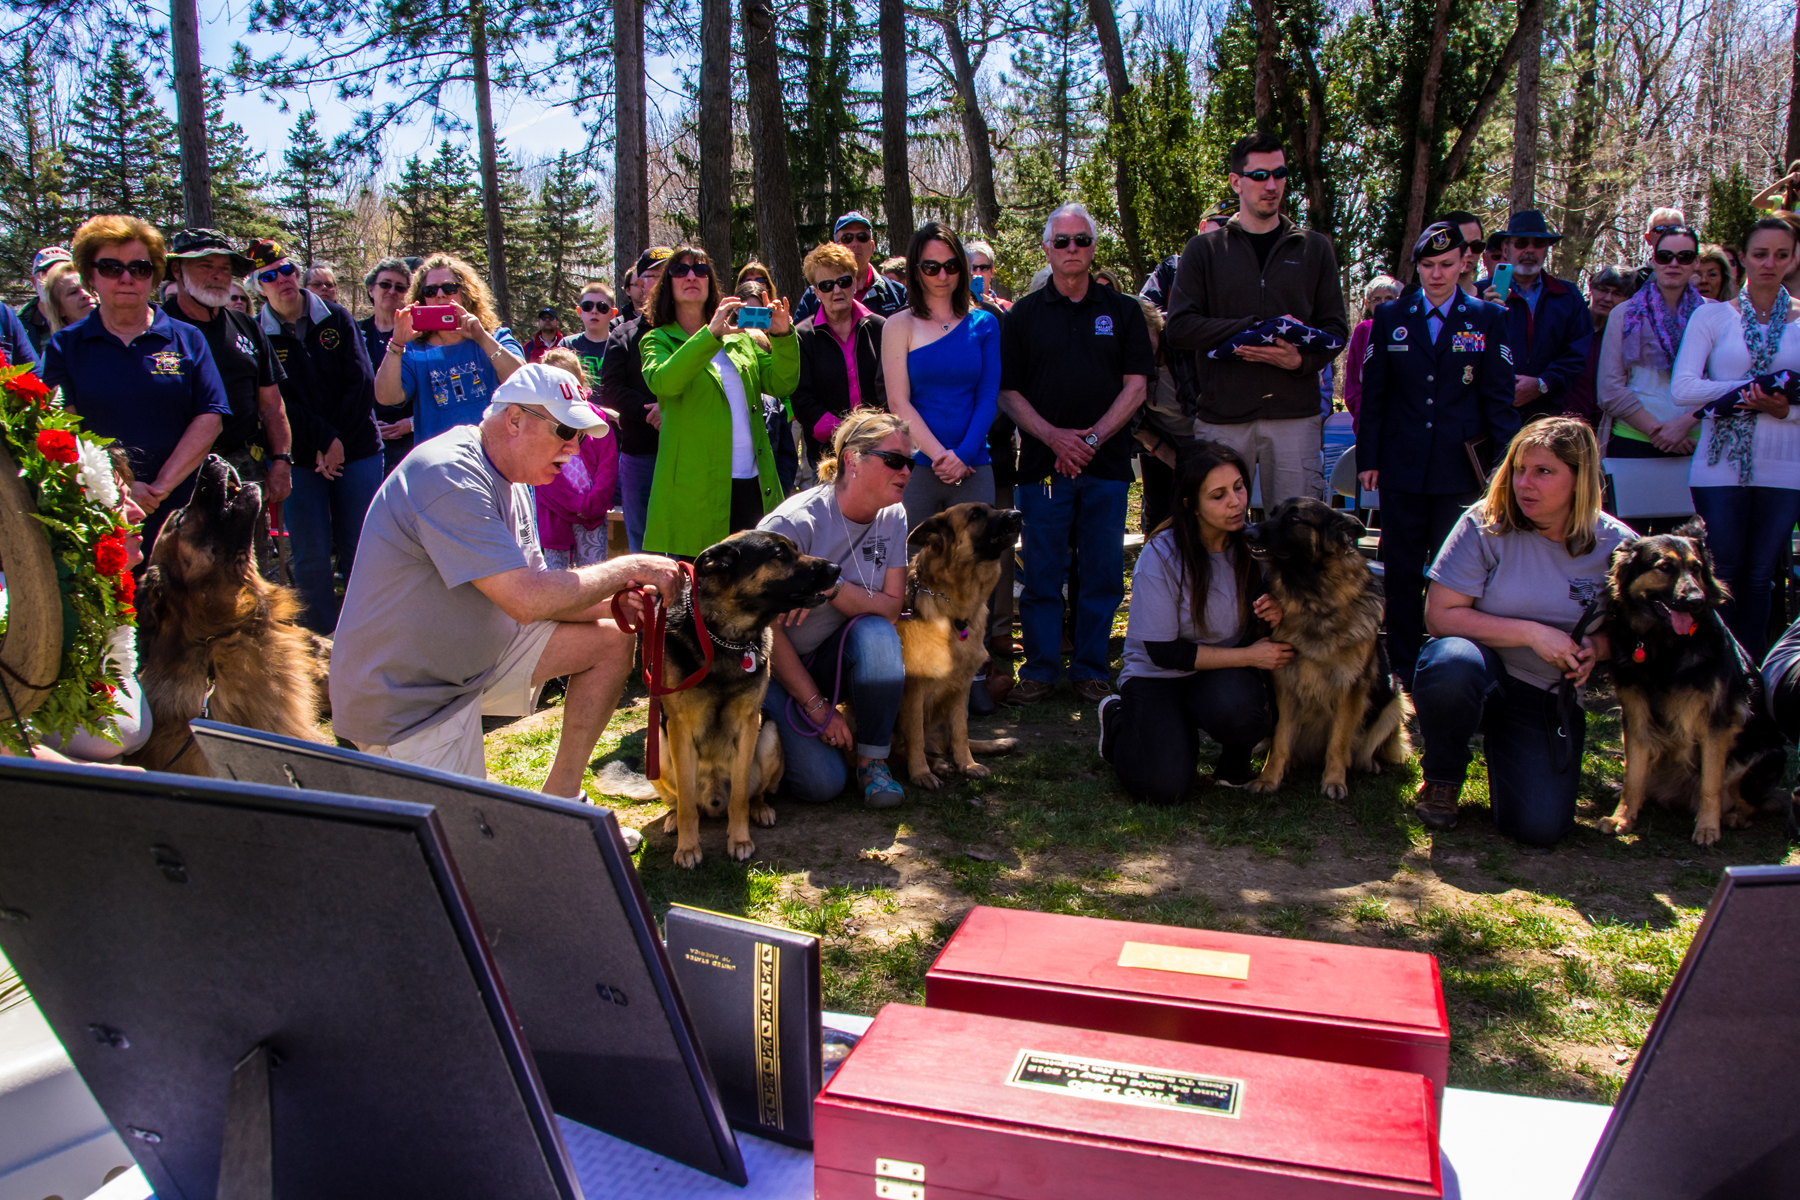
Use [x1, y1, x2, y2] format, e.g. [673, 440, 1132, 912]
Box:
[1164, 132, 1348, 506]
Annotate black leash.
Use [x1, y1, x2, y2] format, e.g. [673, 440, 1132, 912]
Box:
[1553, 597, 1605, 775]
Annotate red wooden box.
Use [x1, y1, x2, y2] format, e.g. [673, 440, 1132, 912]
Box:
[925, 907, 1449, 1104]
[814, 1004, 1441, 1200]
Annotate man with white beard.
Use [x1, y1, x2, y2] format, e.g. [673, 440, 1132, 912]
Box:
[162, 229, 294, 512]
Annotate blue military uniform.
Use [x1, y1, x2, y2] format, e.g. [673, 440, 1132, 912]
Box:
[1357, 249, 1521, 684]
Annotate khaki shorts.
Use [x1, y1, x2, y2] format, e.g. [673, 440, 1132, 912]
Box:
[356, 620, 557, 779]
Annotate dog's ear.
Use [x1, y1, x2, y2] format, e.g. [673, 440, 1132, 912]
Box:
[1328, 508, 1365, 546]
[907, 513, 951, 552]
[1672, 516, 1707, 544]
[696, 540, 739, 575]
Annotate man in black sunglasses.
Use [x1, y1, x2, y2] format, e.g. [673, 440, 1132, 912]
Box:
[793, 211, 907, 324]
[792, 241, 888, 467]
[1166, 131, 1348, 508]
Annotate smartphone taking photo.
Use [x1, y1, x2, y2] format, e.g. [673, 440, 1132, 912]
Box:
[735, 306, 772, 330]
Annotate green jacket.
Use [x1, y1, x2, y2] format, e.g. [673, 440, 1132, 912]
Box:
[639, 323, 800, 557]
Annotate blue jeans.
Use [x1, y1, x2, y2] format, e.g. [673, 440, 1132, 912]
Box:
[762, 616, 905, 803]
[286, 453, 383, 634]
[619, 451, 656, 553]
[1017, 476, 1129, 683]
[1414, 637, 1583, 847]
[1690, 485, 1800, 662]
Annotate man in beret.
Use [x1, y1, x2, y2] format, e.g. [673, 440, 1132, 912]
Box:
[1356, 221, 1520, 687]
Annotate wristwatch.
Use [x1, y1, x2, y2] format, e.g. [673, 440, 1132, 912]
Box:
[268, 453, 294, 466]
[1082, 433, 1099, 447]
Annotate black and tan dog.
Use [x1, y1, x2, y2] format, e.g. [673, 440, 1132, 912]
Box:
[893, 502, 1023, 788]
[128, 455, 328, 774]
[1242, 497, 1411, 799]
[648, 530, 840, 868]
[1598, 518, 1787, 846]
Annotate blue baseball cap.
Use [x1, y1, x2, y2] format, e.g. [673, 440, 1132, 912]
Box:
[832, 212, 874, 237]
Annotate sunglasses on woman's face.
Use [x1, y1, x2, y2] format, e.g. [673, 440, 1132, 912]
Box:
[1653, 249, 1699, 265]
[94, 258, 156, 280]
[256, 262, 299, 284]
[1050, 234, 1094, 250]
[666, 261, 712, 278]
[516, 405, 584, 442]
[420, 280, 461, 297]
[863, 449, 913, 471]
[917, 258, 961, 277]
[837, 230, 873, 244]
[814, 274, 856, 294]
[578, 299, 612, 312]
[1240, 166, 1289, 182]
[373, 279, 405, 291]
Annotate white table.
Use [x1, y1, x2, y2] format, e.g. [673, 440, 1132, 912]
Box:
[52, 1012, 1615, 1200]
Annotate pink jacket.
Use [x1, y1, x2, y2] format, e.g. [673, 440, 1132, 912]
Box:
[1344, 319, 1374, 430]
[534, 423, 620, 552]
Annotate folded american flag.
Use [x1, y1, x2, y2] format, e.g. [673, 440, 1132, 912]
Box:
[1207, 316, 1348, 360]
[1701, 370, 1800, 418]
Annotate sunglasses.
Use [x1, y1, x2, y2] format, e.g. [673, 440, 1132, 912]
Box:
[837, 230, 873, 244]
[255, 262, 299, 284]
[420, 281, 462, 297]
[1511, 238, 1555, 250]
[666, 261, 712, 278]
[578, 299, 612, 312]
[1050, 234, 1094, 250]
[970, 261, 995, 271]
[94, 257, 157, 280]
[814, 274, 856, 294]
[917, 258, 961, 276]
[863, 449, 914, 471]
[372, 279, 405, 291]
[1653, 248, 1699, 265]
[516, 405, 585, 442]
[1240, 166, 1289, 182]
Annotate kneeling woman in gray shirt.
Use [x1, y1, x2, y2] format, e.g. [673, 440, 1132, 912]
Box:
[1099, 443, 1290, 803]
[1414, 417, 1630, 846]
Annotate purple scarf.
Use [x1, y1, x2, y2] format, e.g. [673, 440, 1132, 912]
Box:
[1617, 282, 1702, 371]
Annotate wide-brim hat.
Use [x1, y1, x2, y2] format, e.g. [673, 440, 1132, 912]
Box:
[168, 229, 253, 276]
[1498, 209, 1562, 242]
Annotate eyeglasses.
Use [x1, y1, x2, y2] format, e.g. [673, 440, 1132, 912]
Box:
[666, 261, 712, 278]
[515, 405, 584, 442]
[837, 230, 873, 244]
[814, 274, 856, 294]
[1240, 166, 1289, 182]
[256, 262, 298, 284]
[1653, 248, 1699, 265]
[372, 279, 405, 291]
[420, 280, 462, 297]
[1049, 234, 1094, 250]
[578, 299, 612, 312]
[863, 449, 913, 471]
[94, 258, 157, 280]
[917, 258, 961, 276]
[1511, 238, 1555, 250]
[969, 260, 995, 271]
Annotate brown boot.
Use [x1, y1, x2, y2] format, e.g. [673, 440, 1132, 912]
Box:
[1414, 781, 1462, 831]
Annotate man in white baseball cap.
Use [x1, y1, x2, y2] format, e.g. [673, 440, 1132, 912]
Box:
[330, 360, 679, 811]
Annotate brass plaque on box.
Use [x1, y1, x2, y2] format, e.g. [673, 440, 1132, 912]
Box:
[1117, 940, 1250, 980]
[1006, 1050, 1243, 1118]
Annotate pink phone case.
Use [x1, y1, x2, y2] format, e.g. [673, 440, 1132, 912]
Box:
[413, 305, 459, 330]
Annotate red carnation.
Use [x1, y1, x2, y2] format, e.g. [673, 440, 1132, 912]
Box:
[94, 530, 128, 576]
[36, 428, 78, 463]
[9, 371, 50, 407]
[115, 569, 136, 614]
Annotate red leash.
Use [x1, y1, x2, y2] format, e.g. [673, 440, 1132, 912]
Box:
[611, 560, 712, 780]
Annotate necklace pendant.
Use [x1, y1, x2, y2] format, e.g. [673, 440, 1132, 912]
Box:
[742, 650, 757, 672]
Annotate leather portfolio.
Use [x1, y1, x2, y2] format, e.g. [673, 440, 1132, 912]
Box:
[663, 905, 823, 1147]
[815, 1004, 1442, 1199]
[926, 906, 1449, 1101]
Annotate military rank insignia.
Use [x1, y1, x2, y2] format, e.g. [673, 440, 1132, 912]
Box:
[1451, 331, 1485, 353]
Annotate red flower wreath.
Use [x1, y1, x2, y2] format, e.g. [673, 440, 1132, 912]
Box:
[9, 370, 50, 408]
[94, 529, 129, 576]
[36, 428, 78, 463]
[115, 568, 136, 614]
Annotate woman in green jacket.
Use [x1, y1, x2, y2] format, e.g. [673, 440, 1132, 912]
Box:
[640, 246, 800, 557]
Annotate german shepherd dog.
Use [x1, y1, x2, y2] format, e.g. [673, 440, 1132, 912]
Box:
[127, 456, 327, 774]
[1242, 498, 1411, 799]
[649, 530, 840, 868]
[893, 502, 1023, 788]
[1598, 518, 1787, 846]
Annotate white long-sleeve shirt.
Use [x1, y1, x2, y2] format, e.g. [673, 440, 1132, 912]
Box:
[1670, 299, 1800, 489]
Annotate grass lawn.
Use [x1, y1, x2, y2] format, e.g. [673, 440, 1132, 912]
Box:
[485, 485, 1799, 1107]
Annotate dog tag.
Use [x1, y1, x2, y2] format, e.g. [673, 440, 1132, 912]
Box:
[742, 650, 757, 672]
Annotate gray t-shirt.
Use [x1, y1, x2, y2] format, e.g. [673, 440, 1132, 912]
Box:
[329, 424, 544, 743]
[757, 483, 906, 656]
[1120, 533, 1244, 684]
[1428, 507, 1632, 691]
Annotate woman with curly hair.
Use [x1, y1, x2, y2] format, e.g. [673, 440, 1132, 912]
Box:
[374, 252, 525, 444]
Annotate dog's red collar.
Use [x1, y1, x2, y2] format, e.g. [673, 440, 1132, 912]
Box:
[610, 561, 712, 782]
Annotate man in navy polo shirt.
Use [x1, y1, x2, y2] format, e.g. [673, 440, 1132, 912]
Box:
[43, 215, 229, 551]
[999, 201, 1156, 705]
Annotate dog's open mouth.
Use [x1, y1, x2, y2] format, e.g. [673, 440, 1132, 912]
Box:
[1654, 601, 1698, 636]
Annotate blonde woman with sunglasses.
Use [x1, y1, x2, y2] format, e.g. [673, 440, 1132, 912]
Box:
[375, 252, 525, 444]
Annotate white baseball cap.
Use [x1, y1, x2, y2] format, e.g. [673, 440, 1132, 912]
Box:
[489, 363, 607, 430]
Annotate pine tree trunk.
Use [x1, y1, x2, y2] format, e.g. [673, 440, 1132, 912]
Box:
[614, 0, 648, 286]
[742, 0, 805, 298]
[1557, 0, 1601, 272]
[699, 0, 733, 264]
[469, 0, 510, 325]
[1087, 0, 1143, 287]
[1787, 0, 1800, 172]
[1439, 0, 1541, 187]
[938, 0, 999, 234]
[1398, 0, 1453, 284]
[1249, 0, 1278, 134]
[1510, 0, 1542, 214]
[880, 0, 914, 253]
[171, 0, 212, 228]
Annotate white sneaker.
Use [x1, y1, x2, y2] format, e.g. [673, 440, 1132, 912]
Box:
[1096, 693, 1119, 761]
[619, 826, 644, 852]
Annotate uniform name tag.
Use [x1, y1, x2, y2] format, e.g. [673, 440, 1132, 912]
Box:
[1389, 344, 1410, 352]
[1451, 331, 1485, 353]
[1118, 940, 1251, 979]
